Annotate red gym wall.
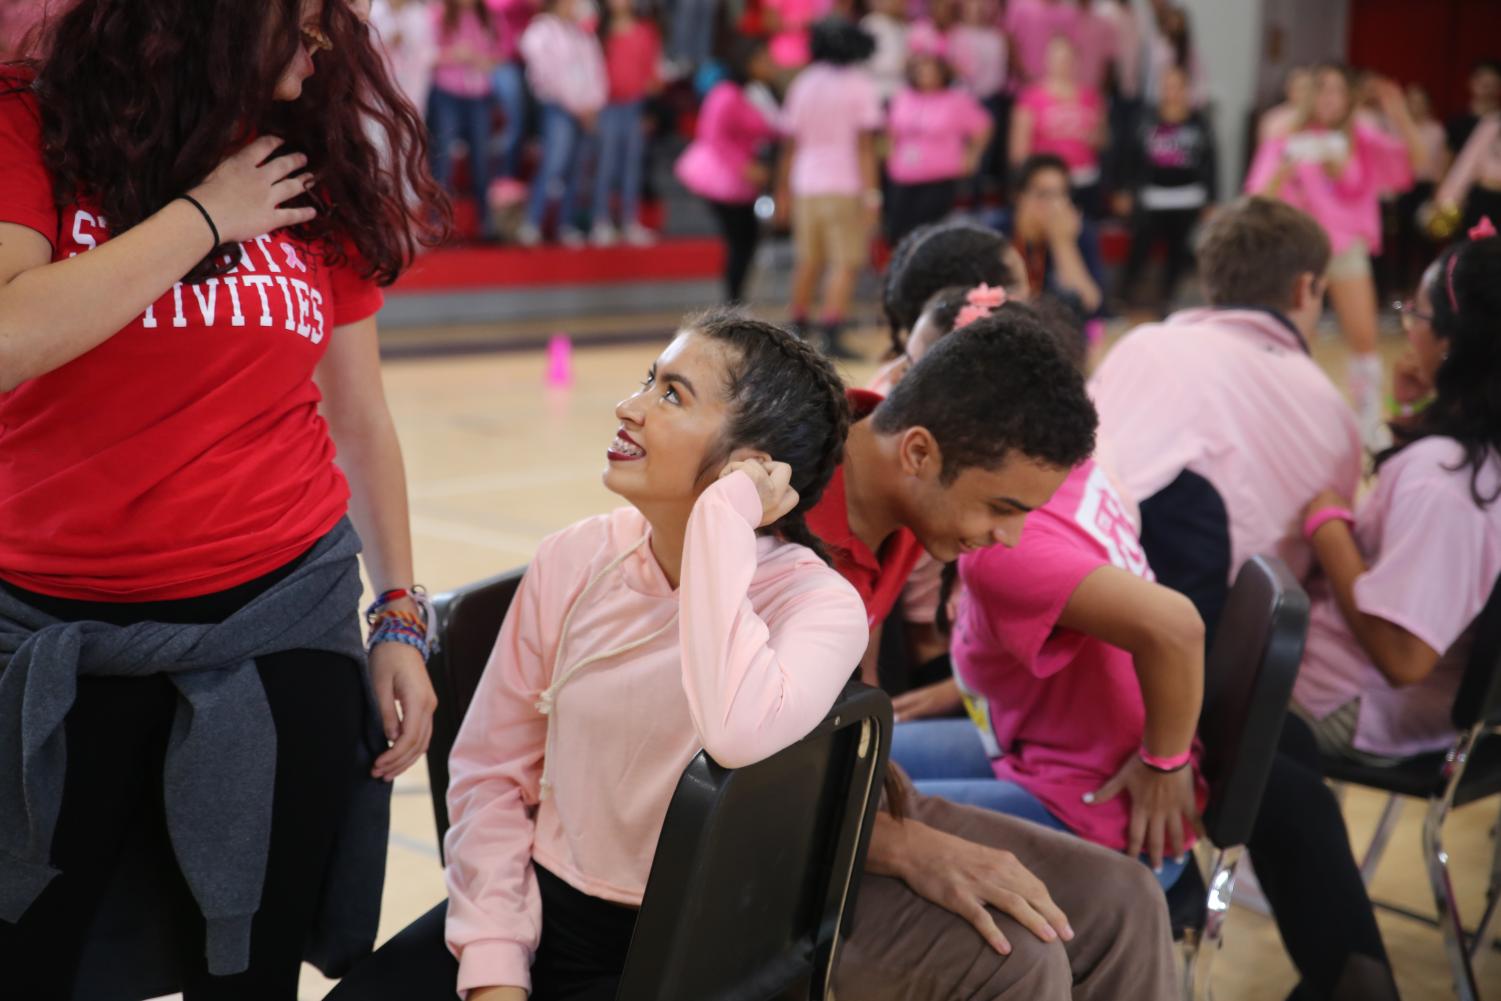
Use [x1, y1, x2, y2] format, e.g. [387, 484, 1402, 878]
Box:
[1347, 0, 1501, 119]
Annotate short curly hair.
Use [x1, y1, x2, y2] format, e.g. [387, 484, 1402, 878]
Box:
[872, 302, 1097, 481]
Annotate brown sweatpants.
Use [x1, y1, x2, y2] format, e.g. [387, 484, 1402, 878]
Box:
[834, 791, 1177, 1001]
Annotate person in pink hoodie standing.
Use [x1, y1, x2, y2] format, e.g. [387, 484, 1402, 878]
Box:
[322, 311, 867, 1001]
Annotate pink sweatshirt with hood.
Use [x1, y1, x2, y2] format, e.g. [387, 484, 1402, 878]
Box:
[442, 472, 868, 995]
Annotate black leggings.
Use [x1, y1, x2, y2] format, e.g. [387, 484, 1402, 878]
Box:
[0, 571, 367, 1001]
[1117, 205, 1200, 309]
[707, 199, 761, 304]
[325, 867, 638, 1001]
[1248, 715, 1399, 1001]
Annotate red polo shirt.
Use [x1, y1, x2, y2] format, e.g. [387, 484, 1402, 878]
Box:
[806, 390, 927, 628]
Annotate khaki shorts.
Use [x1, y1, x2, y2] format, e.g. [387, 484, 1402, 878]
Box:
[1326, 239, 1372, 280]
[793, 194, 870, 272]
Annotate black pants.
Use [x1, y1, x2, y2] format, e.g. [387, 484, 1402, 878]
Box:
[886, 179, 958, 248]
[325, 867, 638, 1001]
[0, 570, 367, 1001]
[1248, 715, 1399, 1001]
[1117, 206, 1199, 309]
[707, 199, 760, 303]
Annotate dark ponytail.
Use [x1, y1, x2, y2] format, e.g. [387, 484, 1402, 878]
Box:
[1377, 237, 1501, 507]
[690, 308, 850, 565]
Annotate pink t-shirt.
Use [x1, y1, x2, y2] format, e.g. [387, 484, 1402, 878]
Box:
[1017, 83, 1103, 173]
[1245, 123, 1414, 255]
[764, 0, 832, 68]
[782, 63, 884, 197]
[675, 82, 778, 204]
[604, 21, 661, 104]
[1089, 308, 1363, 584]
[431, 6, 502, 98]
[1004, 0, 1079, 84]
[952, 459, 1205, 852]
[948, 24, 1008, 100]
[1294, 438, 1501, 759]
[887, 86, 991, 184]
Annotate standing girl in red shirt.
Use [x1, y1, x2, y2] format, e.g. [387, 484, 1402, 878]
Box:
[0, 1, 443, 997]
[589, 0, 662, 247]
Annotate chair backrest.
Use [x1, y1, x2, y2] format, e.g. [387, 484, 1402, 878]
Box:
[616, 682, 892, 1001]
[1197, 555, 1310, 848]
[1453, 575, 1501, 733]
[424, 568, 526, 852]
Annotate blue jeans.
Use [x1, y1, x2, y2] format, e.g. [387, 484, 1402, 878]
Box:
[670, 0, 717, 66]
[590, 101, 646, 228]
[528, 103, 586, 230]
[491, 62, 528, 179]
[427, 87, 492, 213]
[892, 718, 1188, 889]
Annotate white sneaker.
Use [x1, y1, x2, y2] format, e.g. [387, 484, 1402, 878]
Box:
[622, 223, 657, 247]
[590, 222, 619, 247]
[514, 222, 542, 248]
[558, 225, 587, 249]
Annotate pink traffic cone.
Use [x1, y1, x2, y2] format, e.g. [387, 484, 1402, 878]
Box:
[546, 333, 574, 388]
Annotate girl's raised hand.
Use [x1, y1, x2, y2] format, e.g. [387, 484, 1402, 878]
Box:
[187, 135, 318, 246]
[720, 458, 799, 527]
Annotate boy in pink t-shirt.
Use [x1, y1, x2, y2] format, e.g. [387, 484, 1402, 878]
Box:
[776, 19, 882, 357]
[887, 289, 1206, 888]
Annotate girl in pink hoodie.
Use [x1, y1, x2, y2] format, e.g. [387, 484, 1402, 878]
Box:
[325, 310, 867, 1001]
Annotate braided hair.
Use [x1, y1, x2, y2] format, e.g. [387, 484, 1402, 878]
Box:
[690, 308, 851, 565]
[1377, 236, 1501, 507]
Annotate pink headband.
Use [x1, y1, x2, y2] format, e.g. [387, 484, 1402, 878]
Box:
[954, 283, 1008, 330]
[1447, 215, 1497, 313]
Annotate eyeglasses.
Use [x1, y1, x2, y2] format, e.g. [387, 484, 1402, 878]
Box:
[1393, 300, 1433, 326]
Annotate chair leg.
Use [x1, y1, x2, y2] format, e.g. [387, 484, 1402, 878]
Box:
[1185, 845, 1243, 1001]
[1425, 729, 1484, 1001]
[1468, 797, 1501, 961]
[1359, 795, 1404, 887]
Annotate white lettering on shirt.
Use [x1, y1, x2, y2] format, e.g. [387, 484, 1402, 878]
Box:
[190, 278, 219, 326]
[223, 277, 246, 327]
[272, 276, 297, 332]
[241, 275, 276, 326]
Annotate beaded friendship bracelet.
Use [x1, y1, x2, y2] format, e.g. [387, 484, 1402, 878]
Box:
[365, 585, 437, 661]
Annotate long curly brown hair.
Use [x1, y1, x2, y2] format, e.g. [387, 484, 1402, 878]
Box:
[9, 0, 448, 284]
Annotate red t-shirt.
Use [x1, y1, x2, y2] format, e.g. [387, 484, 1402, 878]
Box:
[0, 74, 383, 600]
[604, 21, 661, 105]
[806, 390, 926, 629]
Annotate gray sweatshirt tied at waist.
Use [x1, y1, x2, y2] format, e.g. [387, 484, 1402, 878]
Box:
[0, 518, 391, 978]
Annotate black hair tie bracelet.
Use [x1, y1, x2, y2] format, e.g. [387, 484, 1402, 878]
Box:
[179, 194, 221, 253]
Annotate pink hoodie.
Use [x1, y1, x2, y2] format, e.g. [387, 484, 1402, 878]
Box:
[442, 472, 867, 995]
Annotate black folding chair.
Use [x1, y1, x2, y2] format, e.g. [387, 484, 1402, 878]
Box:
[1320, 577, 1501, 1001]
[1175, 555, 1310, 1001]
[424, 570, 893, 1001]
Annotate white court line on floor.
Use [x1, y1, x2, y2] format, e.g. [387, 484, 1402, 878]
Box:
[408, 468, 597, 500]
[409, 514, 542, 555]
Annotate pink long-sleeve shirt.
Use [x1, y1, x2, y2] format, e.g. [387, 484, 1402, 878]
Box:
[442, 472, 867, 995]
[1245, 123, 1414, 255]
[519, 12, 608, 116]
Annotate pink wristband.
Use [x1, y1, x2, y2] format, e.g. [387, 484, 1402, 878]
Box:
[1139, 747, 1192, 773]
[1302, 506, 1355, 541]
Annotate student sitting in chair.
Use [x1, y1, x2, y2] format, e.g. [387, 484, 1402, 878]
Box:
[325, 310, 868, 1001]
[880, 286, 1208, 892]
[805, 311, 1180, 1000]
[1088, 196, 1363, 638]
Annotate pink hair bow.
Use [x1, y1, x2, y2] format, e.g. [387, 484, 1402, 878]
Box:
[1468, 216, 1498, 241]
[954, 283, 1008, 330]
